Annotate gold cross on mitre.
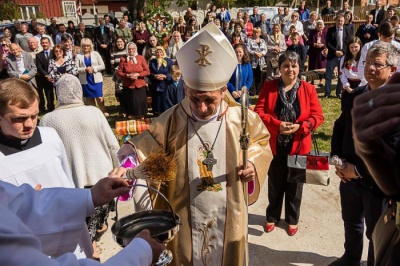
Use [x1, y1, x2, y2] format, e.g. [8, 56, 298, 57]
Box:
[194, 44, 212, 66]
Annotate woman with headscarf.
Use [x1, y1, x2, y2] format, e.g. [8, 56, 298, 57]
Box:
[148, 46, 173, 115]
[166, 31, 184, 62]
[40, 74, 120, 261]
[117, 42, 150, 119]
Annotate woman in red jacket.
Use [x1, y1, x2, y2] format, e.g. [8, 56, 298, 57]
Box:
[254, 51, 324, 236]
[117, 42, 150, 119]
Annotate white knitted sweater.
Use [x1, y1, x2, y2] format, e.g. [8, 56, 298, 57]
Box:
[40, 105, 120, 188]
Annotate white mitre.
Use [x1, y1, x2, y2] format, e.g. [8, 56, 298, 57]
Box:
[176, 23, 238, 91]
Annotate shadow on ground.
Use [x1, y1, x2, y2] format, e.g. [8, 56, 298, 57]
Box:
[249, 242, 338, 266]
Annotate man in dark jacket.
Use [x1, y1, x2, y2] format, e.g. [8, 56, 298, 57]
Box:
[74, 22, 91, 47]
[35, 37, 54, 112]
[355, 14, 378, 45]
[250, 6, 261, 26]
[330, 42, 398, 266]
[325, 14, 352, 98]
[370, 1, 385, 27]
[95, 17, 112, 75]
[321, 1, 335, 17]
[46, 17, 59, 43]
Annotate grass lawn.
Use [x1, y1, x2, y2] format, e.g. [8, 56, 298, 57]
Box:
[102, 77, 341, 153]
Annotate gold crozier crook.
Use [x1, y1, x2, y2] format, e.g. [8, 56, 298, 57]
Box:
[239, 86, 250, 266]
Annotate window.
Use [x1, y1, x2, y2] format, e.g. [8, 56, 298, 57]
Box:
[20, 6, 39, 20]
[62, 1, 77, 17]
[368, 0, 377, 5]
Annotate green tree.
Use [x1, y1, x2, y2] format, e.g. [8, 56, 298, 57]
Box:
[0, 0, 20, 21]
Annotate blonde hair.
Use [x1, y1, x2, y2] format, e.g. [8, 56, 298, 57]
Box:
[253, 27, 261, 34]
[171, 64, 181, 75]
[80, 38, 94, 52]
[292, 11, 300, 18]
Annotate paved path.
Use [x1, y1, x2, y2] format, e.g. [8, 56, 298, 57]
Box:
[98, 166, 368, 265]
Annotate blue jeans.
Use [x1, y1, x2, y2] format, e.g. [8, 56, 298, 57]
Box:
[339, 180, 386, 265]
[325, 57, 342, 97]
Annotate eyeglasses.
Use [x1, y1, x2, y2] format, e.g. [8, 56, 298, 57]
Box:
[363, 61, 391, 70]
[1, 43, 7, 46]
[292, 15, 298, 18]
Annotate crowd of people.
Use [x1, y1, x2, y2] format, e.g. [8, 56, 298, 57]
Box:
[0, 2, 400, 266]
[1, 2, 399, 117]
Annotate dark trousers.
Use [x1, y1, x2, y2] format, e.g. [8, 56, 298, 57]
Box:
[37, 77, 55, 112]
[98, 47, 112, 74]
[340, 79, 361, 111]
[151, 89, 166, 115]
[325, 56, 342, 97]
[339, 180, 386, 265]
[266, 152, 304, 225]
[252, 65, 263, 95]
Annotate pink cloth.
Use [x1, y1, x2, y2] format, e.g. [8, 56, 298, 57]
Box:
[118, 154, 139, 201]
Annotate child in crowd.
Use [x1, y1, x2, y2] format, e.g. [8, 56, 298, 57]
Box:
[165, 64, 184, 110]
[287, 32, 306, 75]
[339, 37, 362, 110]
[285, 25, 304, 47]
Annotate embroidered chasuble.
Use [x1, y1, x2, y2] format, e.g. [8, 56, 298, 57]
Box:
[121, 97, 273, 266]
[188, 118, 227, 265]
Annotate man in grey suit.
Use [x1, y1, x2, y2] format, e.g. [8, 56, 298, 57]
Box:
[6, 44, 38, 101]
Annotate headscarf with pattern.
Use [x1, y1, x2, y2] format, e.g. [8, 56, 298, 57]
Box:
[126, 42, 138, 64]
[155, 46, 168, 68]
[55, 74, 84, 107]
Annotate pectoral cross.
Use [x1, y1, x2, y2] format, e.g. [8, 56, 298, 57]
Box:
[203, 151, 217, 171]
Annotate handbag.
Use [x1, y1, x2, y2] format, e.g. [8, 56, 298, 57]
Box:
[373, 201, 400, 266]
[287, 131, 330, 186]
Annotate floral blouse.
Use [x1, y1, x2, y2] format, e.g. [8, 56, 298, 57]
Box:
[339, 57, 360, 88]
[48, 57, 77, 84]
[247, 38, 268, 68]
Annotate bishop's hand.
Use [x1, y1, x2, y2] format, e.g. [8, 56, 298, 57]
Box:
[238, 161, 255, 182]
